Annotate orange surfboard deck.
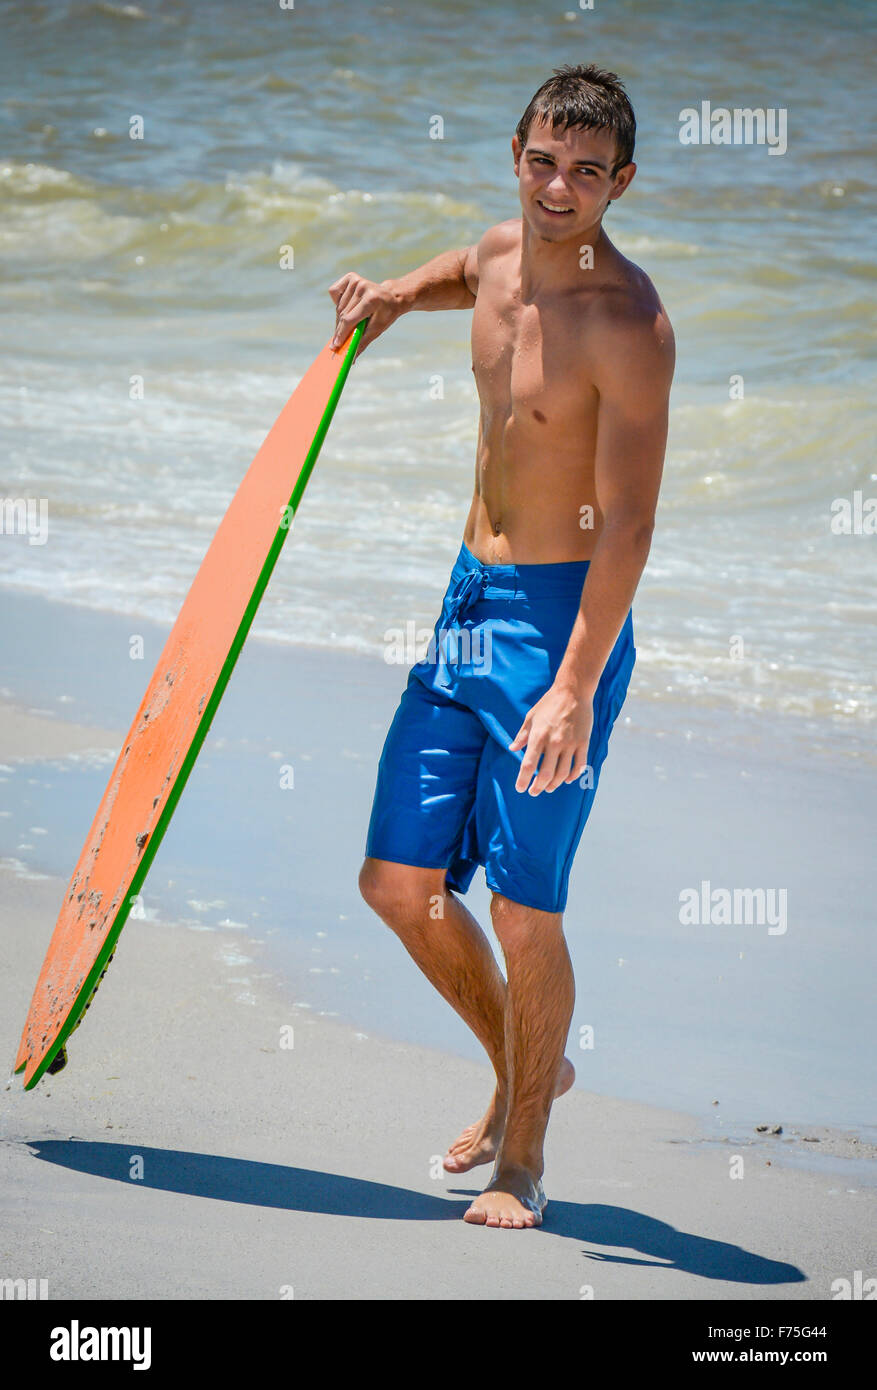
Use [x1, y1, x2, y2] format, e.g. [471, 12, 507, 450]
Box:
[14, 323, 365, 1089]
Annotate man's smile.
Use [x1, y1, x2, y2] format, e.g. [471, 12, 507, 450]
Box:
[536, 199, 575, 217]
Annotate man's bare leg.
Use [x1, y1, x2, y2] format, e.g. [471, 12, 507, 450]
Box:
[463, 893, 575, 1229]
[359, 858, 574, 1171]
[444, 1057, 574, 1173]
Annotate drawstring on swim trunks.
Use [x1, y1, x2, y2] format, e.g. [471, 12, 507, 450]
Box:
[445, 565, 488, 626]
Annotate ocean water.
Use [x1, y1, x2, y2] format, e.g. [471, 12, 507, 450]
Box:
[1, 0, 875, 761]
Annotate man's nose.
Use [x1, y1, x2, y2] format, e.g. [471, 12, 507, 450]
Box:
[543, 174, 573, 200]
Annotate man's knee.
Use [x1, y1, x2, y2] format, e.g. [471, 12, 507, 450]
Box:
[359, 857, 446, 928]
[489, 892, 563, 952]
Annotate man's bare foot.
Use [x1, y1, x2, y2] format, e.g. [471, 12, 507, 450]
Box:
[462, 1166, 547, 1229]
[443, 1056, 575, 1174]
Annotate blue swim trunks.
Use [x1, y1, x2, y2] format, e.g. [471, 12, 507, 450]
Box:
[365, 540, 636, 914]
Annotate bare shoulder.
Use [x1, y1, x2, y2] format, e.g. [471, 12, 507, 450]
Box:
[589, 257, 675, 393]
[463, 219, 521, 295]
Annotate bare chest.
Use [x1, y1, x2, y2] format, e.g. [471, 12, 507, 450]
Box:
[470, 292, 596, 440]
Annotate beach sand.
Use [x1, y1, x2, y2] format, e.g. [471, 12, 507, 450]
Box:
[1, 781, 874, 1296]
[2, 590, 874, 1132]
[1, 597, 874, 1300]
[2, 860, 873, 1300]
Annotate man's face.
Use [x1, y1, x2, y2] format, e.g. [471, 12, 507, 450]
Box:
[512, 115, 635, 241]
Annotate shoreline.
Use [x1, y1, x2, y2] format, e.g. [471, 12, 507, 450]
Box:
[0, 575, 873, 773]
[1, 587, 875, 1143]
[5, 857, 875, 1184]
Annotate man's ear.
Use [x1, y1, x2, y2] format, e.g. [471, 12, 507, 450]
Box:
[511, 134, 522, 175]
[608, 161, 636, 202]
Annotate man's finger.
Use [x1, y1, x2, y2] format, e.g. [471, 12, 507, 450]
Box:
[327, 272, 353, 302]
[350, 311, 378, 357]
[528, 745, 561, 796]
[332, 283, 365, 341]
[544, 749, 576, 793]
[515, 757, 539, 794]
[328, 273, 361, 312]
[514, 737, 542, 793]
[332, 300, 359, 342]
[509, 715, 532, 752]
[336, 279, 362, 315]
[566, 743, 592, 783]
[333, 309, 365, 349]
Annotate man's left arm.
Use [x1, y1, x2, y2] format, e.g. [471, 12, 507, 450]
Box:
[511, 304, 675, 795]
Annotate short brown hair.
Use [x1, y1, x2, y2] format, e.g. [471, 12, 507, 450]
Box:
[516, 63, 636, 176]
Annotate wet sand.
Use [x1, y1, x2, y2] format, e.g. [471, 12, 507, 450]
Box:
[1, 596, 874, 1298]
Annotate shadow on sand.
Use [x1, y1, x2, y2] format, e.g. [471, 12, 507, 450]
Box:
[29, 1139, 805, 1286]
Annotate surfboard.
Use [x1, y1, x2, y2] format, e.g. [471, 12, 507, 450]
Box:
[13, 320, 366, 1090]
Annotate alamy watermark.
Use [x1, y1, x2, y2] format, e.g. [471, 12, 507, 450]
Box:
[1, 1276, 48, 1299]
[49, 1321, 151, 1369]
[679, 880, 787, 935]
[831, 1271, 877, 1299]
[830, 490, 877, 535]
[0, 497, 48, 545]
[385, 620, 493, 673]
[679, 101, 787, 156]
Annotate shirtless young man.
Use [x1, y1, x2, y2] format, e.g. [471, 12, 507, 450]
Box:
[329, 64, 674, 1229]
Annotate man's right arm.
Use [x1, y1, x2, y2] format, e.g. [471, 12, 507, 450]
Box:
[390, 244, 479, 312]
[329, 243, 479, 355]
